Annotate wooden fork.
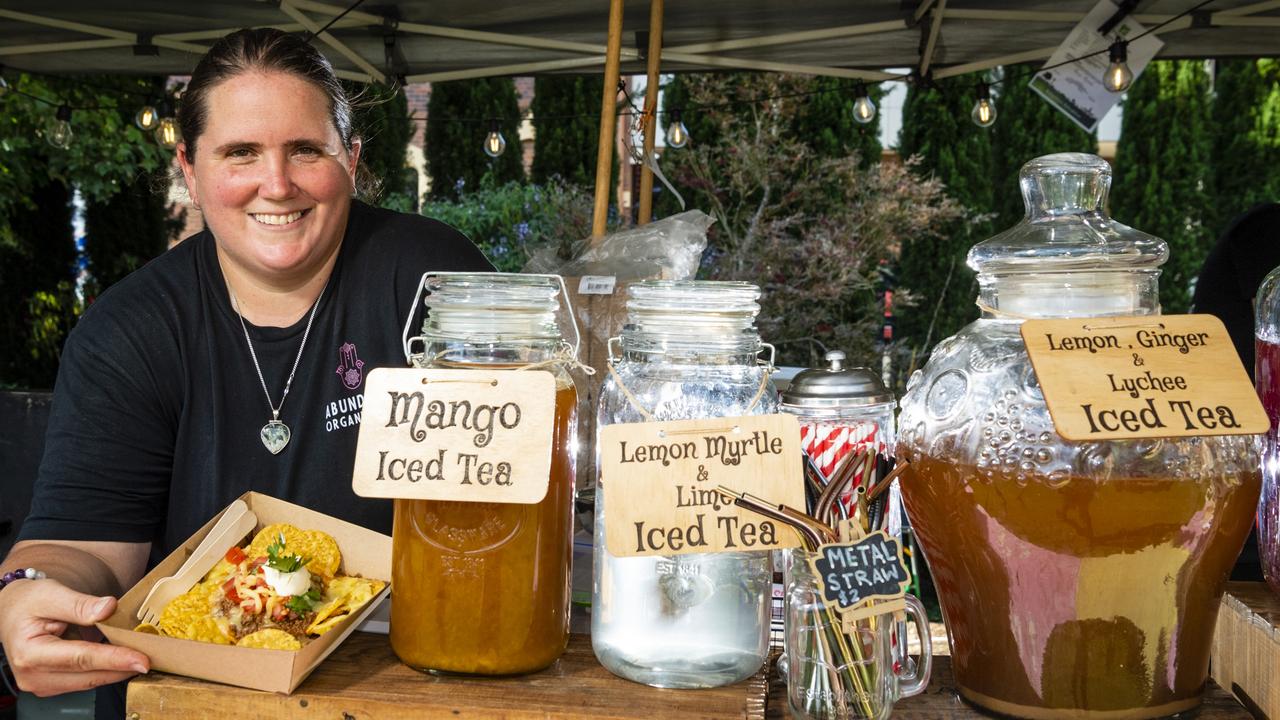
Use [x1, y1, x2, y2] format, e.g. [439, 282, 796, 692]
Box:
[136, 500, 257, 627]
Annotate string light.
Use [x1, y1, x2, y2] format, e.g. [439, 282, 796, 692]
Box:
[155, 117, 179, 149]
[482, 119, 506, 158]
[47, 104, 73, 149]
[153, 98, 178, 149]
[1104, 41, 1134, 92]
[665, 109, 689, 149]
[134, 104, 158, 131]
[852, 82, 876, 124]
[971, 82, 997, 128]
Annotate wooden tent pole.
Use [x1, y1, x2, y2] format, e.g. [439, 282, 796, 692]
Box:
[637, 0, 664, 225]
[592, 0, 626, 240]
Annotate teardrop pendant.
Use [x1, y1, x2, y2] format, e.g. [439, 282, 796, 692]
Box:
[260, 419, 291, 454]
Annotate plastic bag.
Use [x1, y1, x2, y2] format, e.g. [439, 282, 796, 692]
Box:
[522, 210, 713, 281]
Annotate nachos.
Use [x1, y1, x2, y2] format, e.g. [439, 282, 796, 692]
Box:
[138, 523, 385, 650]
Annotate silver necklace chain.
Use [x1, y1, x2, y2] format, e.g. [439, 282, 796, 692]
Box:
[231, 284, 326, 423]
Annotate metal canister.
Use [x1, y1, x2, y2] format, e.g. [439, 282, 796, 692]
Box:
[780, 350, 898, 534]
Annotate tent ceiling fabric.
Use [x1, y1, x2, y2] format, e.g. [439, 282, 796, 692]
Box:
[2, 0, 1278, 83]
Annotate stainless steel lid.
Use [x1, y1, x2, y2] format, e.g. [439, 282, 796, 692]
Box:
[781, 350, 893, 408]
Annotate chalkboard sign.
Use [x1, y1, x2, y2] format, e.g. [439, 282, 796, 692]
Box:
[808, 531, 909, 610]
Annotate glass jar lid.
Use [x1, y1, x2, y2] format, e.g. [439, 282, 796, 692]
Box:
[967, 153, 1167, 276]
[422, 272, 561, 342]
[781, 350, 892, 408]
[620, 280, 764, 355]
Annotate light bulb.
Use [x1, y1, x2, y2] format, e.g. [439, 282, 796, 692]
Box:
[1104, 41, 1133, 93]
[852, 84, 876, 124]
[155, 117, 179, 150]
[483, 121, 506, 158]
[47, 105, 73, 149]
[135, 105, 159, 131]
[971, 83, 997, 128]
[665, 111, 689, 149]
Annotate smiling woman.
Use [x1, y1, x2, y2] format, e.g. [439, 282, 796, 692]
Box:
[0, 27, 493, 720]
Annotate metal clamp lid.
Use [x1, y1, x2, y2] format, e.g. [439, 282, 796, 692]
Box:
[781, 350, 893, 407]
[402, 272, 581, 365]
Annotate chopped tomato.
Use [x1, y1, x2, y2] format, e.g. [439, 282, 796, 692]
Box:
[221, 576, 240, 603]
[224, 546, 246, 565]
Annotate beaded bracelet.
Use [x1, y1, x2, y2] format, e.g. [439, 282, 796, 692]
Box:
[0, 568, 47, 590]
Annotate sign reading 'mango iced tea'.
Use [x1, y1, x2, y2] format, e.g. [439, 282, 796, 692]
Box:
[352, 367, 556, 504]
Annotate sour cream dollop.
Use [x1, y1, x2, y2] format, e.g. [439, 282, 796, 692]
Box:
[262, 565, 311, 597]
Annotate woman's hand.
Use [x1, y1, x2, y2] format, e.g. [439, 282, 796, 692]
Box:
[0, 578, 150, 696]
[1, 539, 152, 697]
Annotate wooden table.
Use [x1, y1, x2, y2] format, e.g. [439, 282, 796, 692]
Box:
[128, 631, 1251, 719]
[127, 632, 769, 719]
[764, 655, 1253, 719]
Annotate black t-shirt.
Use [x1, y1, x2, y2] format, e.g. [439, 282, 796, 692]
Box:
[20, 201, 491, 558]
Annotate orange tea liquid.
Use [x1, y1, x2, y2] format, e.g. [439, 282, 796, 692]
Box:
[390, 384, 577, 675]
[901, 455, 1259, 720]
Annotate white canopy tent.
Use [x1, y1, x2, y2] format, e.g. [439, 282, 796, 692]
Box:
[4, 0, 1279, 231]
[2, 1, 1279, 84]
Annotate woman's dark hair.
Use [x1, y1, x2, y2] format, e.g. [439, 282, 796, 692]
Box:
[178, 28, 380, 198]
[178, 28, 354, 160]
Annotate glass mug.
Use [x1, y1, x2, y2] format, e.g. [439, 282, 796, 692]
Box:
[784, 550, 932, 720]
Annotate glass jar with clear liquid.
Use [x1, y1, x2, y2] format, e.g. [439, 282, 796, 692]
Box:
[592, 280, 775, 688]
[897, 154, 1261, 719]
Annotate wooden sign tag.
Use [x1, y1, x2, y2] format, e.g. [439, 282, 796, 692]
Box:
[1021, 314, 1269, 441]
[600, 414, 806, 558]
[808, 531, 909, 612]
[351, 368, 556, 503]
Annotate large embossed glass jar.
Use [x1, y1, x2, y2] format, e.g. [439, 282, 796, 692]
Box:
[897, 154, 1261, 719]
[592, 280, 776, 688]
[391, 273, 578, 675]
[1254, 267, 1280, 594]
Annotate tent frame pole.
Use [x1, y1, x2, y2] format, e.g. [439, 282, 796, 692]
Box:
[638, 0, 665, 225]
[592, 0, 625, 240]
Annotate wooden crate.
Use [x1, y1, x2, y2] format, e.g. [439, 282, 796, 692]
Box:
[1212, 581, 1280, 719]
[127, 632, 768, 720]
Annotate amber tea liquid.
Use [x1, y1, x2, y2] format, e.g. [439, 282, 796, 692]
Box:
[390, 383, 577, 675]
[902, 455, 1259, 720]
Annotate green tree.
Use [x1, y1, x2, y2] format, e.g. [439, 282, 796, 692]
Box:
[0, 73, 174, 388]
[655, 72, 966, 368]
[531, 75, 603, 187]
[0, 180, 74, 388]
[895, 74, 996, 357]
[84, 170, 180, 289]
[1112, 60, 1214, 314]
[790, 76, 883, 166]
[349, 83, 414, 210]
[991, 66, 1097, 229]
[83, 77, 183, 289]
[1209, 58, 1280, 236]
[425, 78, 523, 200]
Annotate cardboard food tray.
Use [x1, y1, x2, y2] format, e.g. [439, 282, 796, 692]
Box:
[98, 491, 391, 694]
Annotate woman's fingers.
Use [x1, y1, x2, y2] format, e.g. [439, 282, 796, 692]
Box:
[15, 635, 148, 675]
[15, 668, 141, 698]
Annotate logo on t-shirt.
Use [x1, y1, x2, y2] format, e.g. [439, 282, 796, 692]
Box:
[336, 342, 365, 390]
